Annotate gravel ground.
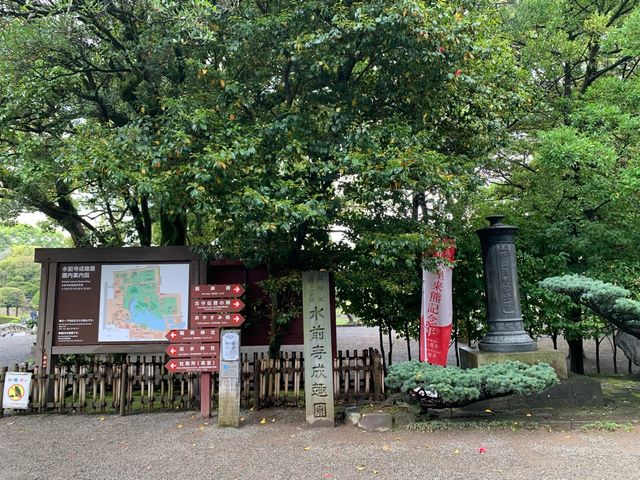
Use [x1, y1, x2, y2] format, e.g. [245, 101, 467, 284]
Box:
[0, 327, 633, 376]
[1, 329, 639, 480]
[1, 409, 639, 480]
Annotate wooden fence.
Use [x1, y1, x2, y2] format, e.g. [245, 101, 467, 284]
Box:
[0, 349, 384, 416]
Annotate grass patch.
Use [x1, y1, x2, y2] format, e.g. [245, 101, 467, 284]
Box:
[406, 419, 540, 432]
[579, 421, 634, 432]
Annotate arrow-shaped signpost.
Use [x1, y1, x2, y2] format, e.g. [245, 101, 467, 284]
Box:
[183, 284, 246, 421]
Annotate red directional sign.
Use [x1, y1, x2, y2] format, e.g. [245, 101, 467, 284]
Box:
[165, 357, 218, 373]
[165, 328, 220, 343]
[190, 313, 246, 328]
[191, 284, 245, 298]
[191, 298, 245, 313]
[165, 343, 218, 358]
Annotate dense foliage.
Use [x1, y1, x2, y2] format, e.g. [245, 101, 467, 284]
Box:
[385, 360, 558, 409]
[540, 275, 640, 339]
[1, 1, 640, 361]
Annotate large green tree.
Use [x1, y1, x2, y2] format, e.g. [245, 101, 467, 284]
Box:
[472, 0, 640, 373]
[1, 1, 524, 355]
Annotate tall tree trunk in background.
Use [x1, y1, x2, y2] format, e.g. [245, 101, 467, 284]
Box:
[567, 306, 585, 374]
[160, 207, 187, 245]
[378, 326, 386, 375]
[387, 328, 393, 367]
[404, 321, 412, 361]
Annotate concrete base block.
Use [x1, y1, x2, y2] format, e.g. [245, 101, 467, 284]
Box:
[459, 345, 568, 379]
[344, 406, 361, 426]
[358, 413, 392, 432]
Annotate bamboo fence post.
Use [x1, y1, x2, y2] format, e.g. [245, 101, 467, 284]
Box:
[293, 354, 301, 406]
[253, 353, 260, 410]
[119, 363, 127, 416]
[99, 364, 106, 412]
[0, 366, 6, 417]
[333, 357, 339, 400]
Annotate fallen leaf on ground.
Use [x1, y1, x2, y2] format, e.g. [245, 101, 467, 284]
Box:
[424, 444, 432, 448]
[356, 465, 366, 471]
[271, 418, 276, 422]
[239, 417, 245, 422]
[260, 418, 267, 424]
[484, 409, 493, 413]
[304, 447, 311, 451]
[99, 416, 106, 421]
[177, 424, 183, 429]
[382, 445, 391, 452]
[479, 447, 487, 454]
[454, 449, 460, 455]
[526, 413, 532, 417]
[373, 469, 379, 474]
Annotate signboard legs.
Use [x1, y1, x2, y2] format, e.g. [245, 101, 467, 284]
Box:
[218, 329, 241, 427]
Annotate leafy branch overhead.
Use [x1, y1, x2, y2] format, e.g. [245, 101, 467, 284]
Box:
[540, 275, 640, 339]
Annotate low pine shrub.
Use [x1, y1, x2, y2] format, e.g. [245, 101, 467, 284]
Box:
[385, 360, 558, 410]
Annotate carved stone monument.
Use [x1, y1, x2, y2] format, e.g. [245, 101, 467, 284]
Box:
[302, 271, 335, 427]
[477, 215, 536, 352]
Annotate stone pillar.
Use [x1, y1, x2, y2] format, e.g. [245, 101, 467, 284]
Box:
[477, 215, 536, 352]
[302, 271, 335, 427]
[218, 329, 241, 427]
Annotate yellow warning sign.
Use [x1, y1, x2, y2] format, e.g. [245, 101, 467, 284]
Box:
[7, 384, 25, 401]
[2, 372, 31, 410]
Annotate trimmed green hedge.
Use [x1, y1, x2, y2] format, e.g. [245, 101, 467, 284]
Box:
[0, 314, 20, 324]
[385, 360, 558, 409]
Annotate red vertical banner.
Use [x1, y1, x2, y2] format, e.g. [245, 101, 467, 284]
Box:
[419, 241, 455, 366]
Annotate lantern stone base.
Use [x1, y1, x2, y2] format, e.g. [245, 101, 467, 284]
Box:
[458, 345, 568, 379]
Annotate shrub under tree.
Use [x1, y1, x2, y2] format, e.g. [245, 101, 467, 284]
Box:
[385, 360, 558, 410]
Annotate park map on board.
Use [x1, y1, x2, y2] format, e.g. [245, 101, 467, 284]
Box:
[98, 264, 189, 342]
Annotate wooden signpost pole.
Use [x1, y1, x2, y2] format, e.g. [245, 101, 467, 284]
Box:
[200, 372, 211, 418]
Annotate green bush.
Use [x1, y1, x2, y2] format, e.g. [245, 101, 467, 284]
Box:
[0, 314, 20, 324]
[385, 361, 558, 409]
[540, 274, 640, 338]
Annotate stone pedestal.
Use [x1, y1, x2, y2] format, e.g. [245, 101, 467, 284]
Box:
[459, 345, 568, 379]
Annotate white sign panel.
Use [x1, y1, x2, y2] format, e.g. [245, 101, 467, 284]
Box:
[222, 331, 240, 361]
[2, 372, 32, 410]
[302, 271, 335, 427]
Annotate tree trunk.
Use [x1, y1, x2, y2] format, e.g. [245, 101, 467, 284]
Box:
[567, 337, 585, 374]
[387, 328, 393, 367]
[567, 306, 585, 374]
[404, 322, 411, 361]
[378, 326, 386, 375]
[613, 333, 618, 374]
[551, 331, 558, 350]
[160, 207, 187, 246]
[267, 291, 282, 360]
[595, 338, 601, 374]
